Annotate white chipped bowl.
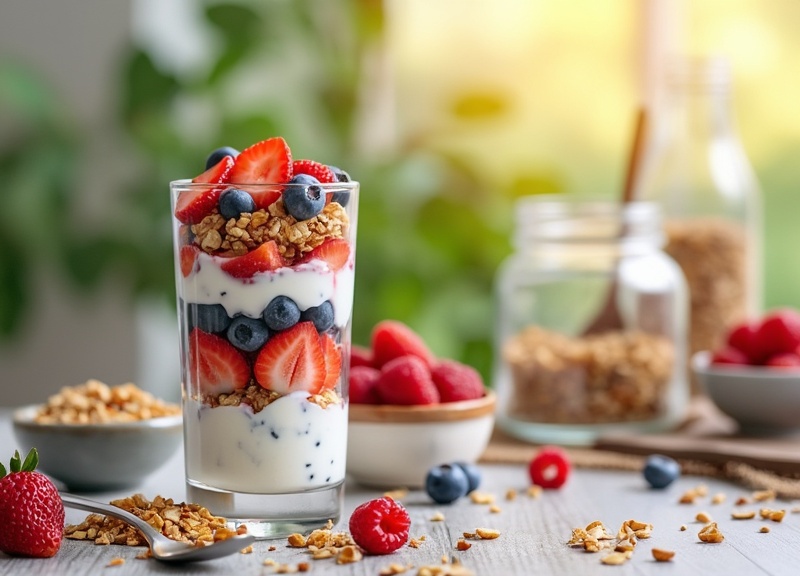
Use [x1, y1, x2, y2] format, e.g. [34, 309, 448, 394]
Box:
[346, 391, 496, 488]
[692, 351, 800, 433]
[12, 405, 183, 491]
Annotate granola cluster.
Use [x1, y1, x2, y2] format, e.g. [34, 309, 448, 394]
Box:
[34, 379, 180, 425]
[503, 326, 674, 424]
[567, 519, 656, 566]
[192, 199, 348, 261]
[204, 385, 342, 413]
[64, 494, 231, 547]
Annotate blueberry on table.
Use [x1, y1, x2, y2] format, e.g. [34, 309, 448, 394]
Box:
[301, 301, 335, 333]
[452, 461, 481, 493]
[227, 316, 270, 352]
[284, 174, 325, 220]
[218, 188, 256, 219]
[425, 464, 469, 504]
[263, 296, 301, 331]
[643, 454, 681, 489]
[190, 303, 232, 333]
[205, 146, 239, 170]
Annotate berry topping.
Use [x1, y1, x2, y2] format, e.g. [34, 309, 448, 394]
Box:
[227, 316, 270, 352]
[190, 303, 232, 333]
[528, 446, 571, 489]
[188, 328, 251, 395]
[452, 461, 482, 493]
[174, 155, 234, 224]
[375, 355, 440, 405]
[328, 165, 351, 183]
[228, 137, 292, 209]
[349, 365, 381, 404]
[0, 448, 65, 558]
[371, 320, 435, 368]
[350, 345, 374, 369]
[301, 300, 335, 333]
[299, 238, 351, 272]
[179, 245, 200, 277]
[292, 159, 336, 183]
[425, 464, 469, 504]
[263, 295, 301, 332]
[320, 333, 343, 390]
[642, 454, 681, 489]
[430, 360, 485, 402]
[218, 187, 256, 219]
[755, 308, 800, 359]
[348, 497, 410, 555]
[284, 174, 326, 221]
[328, 165, 352, 206]
[220, 240, 285, 278]
[205, 146, 239, 170]
[254, 322, 326, 395]
[710, 346, 749, 366]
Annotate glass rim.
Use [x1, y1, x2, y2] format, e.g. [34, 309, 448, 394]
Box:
[169, 179, 359, 189]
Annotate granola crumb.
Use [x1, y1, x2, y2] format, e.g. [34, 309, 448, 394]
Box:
[711, 493, 726, 505]
[679, 524, 687, 531]
[379, 563, 413, 575]
[489, 505, 501, 514]
[731, 510, 756, 520]
[456, 539, 471, 551]
[600, 552, 629, 565]
[652, 548, 675, 562]
[753, 489, 776, 502]
[695, 511, 713, 523]
[760, 526, 771, 533]
[384, 488, 409, 501]
[469, 492, 495, 505]
[759, 508, 786, 522]
[430, 511, 445, 522]
[505, 489, 517, 501]
[474, 528, 500, 540]
[698, 522, 724, 543]
[107, 557, 125, 567]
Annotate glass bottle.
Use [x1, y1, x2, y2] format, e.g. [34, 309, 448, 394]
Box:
[636, 56, 762, 392]
[493, 196, 689, 446]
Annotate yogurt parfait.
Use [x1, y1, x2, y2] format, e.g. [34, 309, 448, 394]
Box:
[170, 136, 358, 537]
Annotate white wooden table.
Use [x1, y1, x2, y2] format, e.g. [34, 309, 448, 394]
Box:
[1, 408, 799, 575]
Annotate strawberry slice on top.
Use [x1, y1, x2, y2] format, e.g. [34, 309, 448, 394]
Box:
[299, 238, 350, 272]
[174, 155, 234, 224]
[220, 240, 285, 278]
[229, 137, 293, 210]
[254, 322, 326, 395]
[188, 328, 250, 395]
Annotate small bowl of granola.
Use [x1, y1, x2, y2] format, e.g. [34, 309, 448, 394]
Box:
[12, 379, 182, 491]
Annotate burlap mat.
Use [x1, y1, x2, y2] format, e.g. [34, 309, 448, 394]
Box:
[480, 396, 800, 499]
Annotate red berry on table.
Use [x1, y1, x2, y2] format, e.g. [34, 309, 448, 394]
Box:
[254, 322, 327, 395]
[371, 320, 435, 368]
[349, 365, 381, 404]
[292, 159, 336, 183]
[725, 320, 762, 364]
[755, 308, 800, 359]
[710, 346, 750, 366]
[349, 497, 410, 555]
[229, 136, 293, 209]
[0, 448, 65, 558]
[174, 155, 234, 224]
[430, 360, 485, 402]
[188, 328, 250, 395]
[220, 240, 285, 278]
[528, 446, 571, 489]
[765, 352, 800, 369]
[376, 355, 440, 405]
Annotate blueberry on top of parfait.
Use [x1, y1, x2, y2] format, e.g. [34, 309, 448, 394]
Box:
[219, 187, 256, 219]
[205, 146, 239, 170]
[284, 174, 325, 220]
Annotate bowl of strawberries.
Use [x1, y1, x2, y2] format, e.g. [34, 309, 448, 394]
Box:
[346, 320, 496, 488]
[693, 308, 800, 432]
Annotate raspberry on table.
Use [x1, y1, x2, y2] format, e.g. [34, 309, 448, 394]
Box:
[348, 497, 410, 555]
[528, 446, 571, 489]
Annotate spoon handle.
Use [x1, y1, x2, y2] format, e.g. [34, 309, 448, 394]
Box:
[60, 492, 160, 548]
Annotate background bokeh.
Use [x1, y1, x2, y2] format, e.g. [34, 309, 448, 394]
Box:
[1, 0, 798, 405]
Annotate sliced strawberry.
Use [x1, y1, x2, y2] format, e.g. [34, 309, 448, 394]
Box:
[299, 238, 351, 272]
[179, 245, 201, 277]
[371, 320, 435, 368]
[220, 241, 285, 278]
[254, 322, 326, 395]
[320, 333, 343, 390]
[174, 156, 234, 224]
[229, 137, 293, 209]
[293, 160, 336, 183]
[188, 328, 250, 395]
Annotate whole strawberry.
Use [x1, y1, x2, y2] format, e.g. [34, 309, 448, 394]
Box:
[0, 448, 65, 558]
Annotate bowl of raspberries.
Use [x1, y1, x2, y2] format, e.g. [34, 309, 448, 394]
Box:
[346, 320, 495, 488]
[693, 308, 800, 432]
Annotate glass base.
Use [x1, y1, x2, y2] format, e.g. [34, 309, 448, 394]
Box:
[186, 479, 344, 539]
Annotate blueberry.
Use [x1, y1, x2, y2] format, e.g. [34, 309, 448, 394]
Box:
[284, 174, 325, 220]
[190, 304, 231, 333]
[227, 316, 270, 352]
[263, 296, 301, 331]
[327, 166, 352, 206]
[205, 146, 239, 170]
[452, 461, 481, 493]
[643, 454, 681, 489]
[301, 301, 335, 333]
[425, 464, 470, 504]
[219, 187, 256, 219]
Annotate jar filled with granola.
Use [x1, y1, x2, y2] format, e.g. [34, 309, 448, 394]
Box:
[636, 56, 762, 393]
[494, 196, 689, 445]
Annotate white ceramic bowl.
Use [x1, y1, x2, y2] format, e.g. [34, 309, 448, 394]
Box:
[346, 391, 496, 488]
[12, 405, 183, 491]
[692, 351, 800, 432]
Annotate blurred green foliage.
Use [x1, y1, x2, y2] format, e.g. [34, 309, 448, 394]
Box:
[0, 0, 562, 382]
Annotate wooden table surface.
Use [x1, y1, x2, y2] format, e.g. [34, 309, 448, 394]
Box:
[1, 408, 799, 576]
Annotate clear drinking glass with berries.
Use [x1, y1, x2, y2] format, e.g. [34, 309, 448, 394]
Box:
[170, 137, 358, 538]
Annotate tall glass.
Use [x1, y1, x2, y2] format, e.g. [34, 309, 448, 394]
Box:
[170, 180, 358, 538]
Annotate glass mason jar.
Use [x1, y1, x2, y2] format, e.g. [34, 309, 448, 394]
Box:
[493, 196, 689, 445]
[636, 56, 762, 392]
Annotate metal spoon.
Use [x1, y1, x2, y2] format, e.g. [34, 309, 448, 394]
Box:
[60, 492, 255, 563]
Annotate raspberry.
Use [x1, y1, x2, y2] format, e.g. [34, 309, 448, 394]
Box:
[528, 446, 571, 489]
[371, 320, 435, 368]
[710, 346, 749, 366]
[755, 309, 800, 360]
[430, 360, 485, 402]
[765, 352, 800, 369]
[348, 497, 410, 555]
[350, 344, 374, 369]
[349, 365, 381, 404]
[725, 320, 762, 364]
[375, 355, 440, 405]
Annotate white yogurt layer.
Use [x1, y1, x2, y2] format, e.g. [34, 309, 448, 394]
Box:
[184, 392, 348, 494]
[180, 253, 354, 327]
